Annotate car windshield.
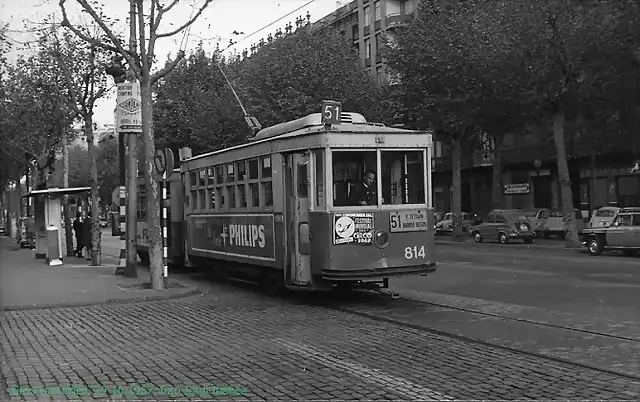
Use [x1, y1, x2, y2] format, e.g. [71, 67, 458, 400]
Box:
[595, 209, 616, 217]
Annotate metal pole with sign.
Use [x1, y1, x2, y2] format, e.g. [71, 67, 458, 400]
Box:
[116, 81, 142, 277]
[154, 148, 174, 288]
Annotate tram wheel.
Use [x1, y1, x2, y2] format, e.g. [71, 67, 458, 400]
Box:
[263, 269, 285, 297]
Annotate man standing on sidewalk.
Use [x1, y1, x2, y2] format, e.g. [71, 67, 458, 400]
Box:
[25, 216, 36, 250]
[73, 213, 84, 257]
[83, 213, 93, 261]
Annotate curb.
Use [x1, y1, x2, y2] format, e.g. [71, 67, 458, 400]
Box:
[1, 287, 202, 312]
[434, 239, 582, 251]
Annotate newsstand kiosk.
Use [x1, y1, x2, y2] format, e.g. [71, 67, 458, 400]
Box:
[22, 187, 90, 265]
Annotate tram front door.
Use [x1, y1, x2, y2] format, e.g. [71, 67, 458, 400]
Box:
[285, 152, 312, 286]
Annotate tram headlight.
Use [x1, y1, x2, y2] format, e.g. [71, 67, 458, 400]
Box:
[374, 230, 390, 248]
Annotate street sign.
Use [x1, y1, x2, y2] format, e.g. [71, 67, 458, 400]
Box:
[116, 82, 142, 133]
[321, 100, 342, 125]
[154, 148, 175, 177]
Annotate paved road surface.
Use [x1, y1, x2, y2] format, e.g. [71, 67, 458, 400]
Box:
[97, 230, 640, 376]
[2, 286, 639, 400]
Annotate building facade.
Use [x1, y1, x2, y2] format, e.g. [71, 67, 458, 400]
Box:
[311, 0, 415, 86]
[310, 0, 640, 217]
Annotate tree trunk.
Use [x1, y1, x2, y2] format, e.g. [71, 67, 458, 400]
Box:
[85, 117, 102, 265]
[450, 136, 463, 240]
[140, 77, 164, 290]
[61, 126, 74, 257]
[491, 142, 503, 209]
[552, 108, 580, 248]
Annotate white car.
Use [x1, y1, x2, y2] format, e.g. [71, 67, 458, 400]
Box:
[589, 207, 621, 228]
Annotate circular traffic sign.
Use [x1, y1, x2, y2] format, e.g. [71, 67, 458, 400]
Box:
[154, 149, 166, 174]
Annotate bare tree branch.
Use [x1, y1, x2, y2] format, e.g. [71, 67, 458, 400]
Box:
[59, 0, 141, 79]
[152, 0, 213, 41]
[151, 50, 185, 84]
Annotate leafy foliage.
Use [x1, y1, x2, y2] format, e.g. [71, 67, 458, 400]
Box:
[154, 46, 248, 155]
[155, 29, 387, 156]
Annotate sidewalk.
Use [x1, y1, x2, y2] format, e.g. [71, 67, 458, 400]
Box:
[0, 236, 199, 311]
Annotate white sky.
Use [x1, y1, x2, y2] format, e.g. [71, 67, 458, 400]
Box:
[1, 0, 342, 126]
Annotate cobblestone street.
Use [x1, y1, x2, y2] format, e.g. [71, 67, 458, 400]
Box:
[2, 284, 640, 401]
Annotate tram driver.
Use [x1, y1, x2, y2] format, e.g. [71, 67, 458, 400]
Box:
[348, 170, 378, 206]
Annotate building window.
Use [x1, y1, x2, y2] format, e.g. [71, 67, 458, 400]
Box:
[376, 67, 384, 86]
[363, 5, 371, 26]
[375, 33, 382, 53]
[374, 1, 381, 21]
[403, 0, 413, 14]
[364, 38, 371, 58]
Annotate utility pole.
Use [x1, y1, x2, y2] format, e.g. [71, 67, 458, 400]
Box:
[106, 0, 138, 277]
[124, 0, 138, 278]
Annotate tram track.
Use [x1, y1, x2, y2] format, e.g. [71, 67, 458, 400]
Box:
[319, 291, 640, 382]
[169, 265, 640, 382]
[392, 293, 640, 343]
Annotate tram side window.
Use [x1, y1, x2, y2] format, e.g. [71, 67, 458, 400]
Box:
[189, 171, 197, 188]
[216, 186, 225, 208]
[297, 164, 308, 198]
[250, 183, 259, 207]
[208, 188, 216, 209]
[261, 157, 272, 178]
[332, 150, 376, 207]
[191, 190, 197, 209]
[227, 184, 236, 208]
[198, 170, 206, 186]
[206, 167, 215, 185]
[381, 150, 425, 205]
[313, 150, 325, 208]
[249, 159, 259, 180]
[198, 189, 206, 209]
[263, 182, 273, 206]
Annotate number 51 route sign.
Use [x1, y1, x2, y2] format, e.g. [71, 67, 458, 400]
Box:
[321, 100, 342, 125]
[116, 82, 142, 133]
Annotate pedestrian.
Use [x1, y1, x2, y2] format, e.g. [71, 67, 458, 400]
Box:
[73, 213, 84, 257]
[25, 215, 36, 250]
[83, 213, 93, 261]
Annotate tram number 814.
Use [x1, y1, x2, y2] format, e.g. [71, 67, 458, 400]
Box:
[404, 245, 426, 260]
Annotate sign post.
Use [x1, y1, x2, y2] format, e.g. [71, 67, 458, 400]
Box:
[154, 147, 175, 288]
[116, 81, 142, 277]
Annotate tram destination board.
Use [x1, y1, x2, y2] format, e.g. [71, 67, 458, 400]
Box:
[389, 210, 429, 233]
[189, 214, 275, 260]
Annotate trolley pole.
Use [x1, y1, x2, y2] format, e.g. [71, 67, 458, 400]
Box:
[124, 0, 138, 278]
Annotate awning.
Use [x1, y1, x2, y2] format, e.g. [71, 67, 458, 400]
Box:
[21, 187, 91, 198]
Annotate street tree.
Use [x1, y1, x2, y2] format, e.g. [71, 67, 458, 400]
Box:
[154, 44, 248, 155]
[516, 0, 640, 246]
[385, 0, 536, 238]
[38, 25, 112, 264]
[231, 26, 386, 129]
[60, 0, 213, 289]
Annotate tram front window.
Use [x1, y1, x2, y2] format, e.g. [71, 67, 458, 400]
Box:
[381, 150, 426, 205]
[332, 150, 377, 207]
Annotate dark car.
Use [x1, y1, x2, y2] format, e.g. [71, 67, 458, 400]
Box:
[579, 207, 640, 256]
[471, 209, 535, 245]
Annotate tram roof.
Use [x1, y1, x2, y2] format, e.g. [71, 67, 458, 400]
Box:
[185, 112, 429, 164]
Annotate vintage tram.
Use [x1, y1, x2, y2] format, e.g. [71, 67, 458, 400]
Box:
[136, 110, 438, 294]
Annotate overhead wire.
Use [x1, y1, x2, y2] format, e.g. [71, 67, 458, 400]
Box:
[222, 0, 319, 53]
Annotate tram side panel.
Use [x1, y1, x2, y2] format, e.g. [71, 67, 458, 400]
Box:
[309, 209, 437, 282]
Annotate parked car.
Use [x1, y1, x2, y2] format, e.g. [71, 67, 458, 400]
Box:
[579, 207, 640, 256]
[471, 209, 535, 244]
[435, 212, 477, 234]
[589, 206, 621, 228]
[527, 208, 585, 239]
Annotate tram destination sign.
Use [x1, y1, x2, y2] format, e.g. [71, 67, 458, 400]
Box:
[389, 209, 429, 233]
[189, 214, 275, 260]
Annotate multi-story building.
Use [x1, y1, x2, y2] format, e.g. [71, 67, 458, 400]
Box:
[311, 0, 415, 86]
[310, 0, 640, 217]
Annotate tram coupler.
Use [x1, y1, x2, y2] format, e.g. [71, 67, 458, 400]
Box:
[357, 281, 399, 299]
